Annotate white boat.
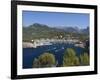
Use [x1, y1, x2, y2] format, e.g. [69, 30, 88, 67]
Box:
[33, 41, 52, 47]
[42, 42, 52, 46]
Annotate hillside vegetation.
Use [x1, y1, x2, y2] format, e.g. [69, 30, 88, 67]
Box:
[23, 23, 89, 42]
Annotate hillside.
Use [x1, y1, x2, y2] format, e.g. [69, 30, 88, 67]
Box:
[23, 23, 89, 41]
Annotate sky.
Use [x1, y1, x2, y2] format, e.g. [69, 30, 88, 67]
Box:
[22, 11, 89, 29]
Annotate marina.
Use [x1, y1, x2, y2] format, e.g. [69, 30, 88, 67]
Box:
[23, 38, 85, 48]
[23, 43, 86, 68]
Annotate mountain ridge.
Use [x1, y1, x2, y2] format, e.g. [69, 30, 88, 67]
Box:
[23, 23, 89, 41]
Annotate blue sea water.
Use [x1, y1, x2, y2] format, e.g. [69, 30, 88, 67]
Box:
[23, 43, 85, 69]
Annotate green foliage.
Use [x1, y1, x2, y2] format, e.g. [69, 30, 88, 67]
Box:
[32, 49, 89, 68]
[80, 52, 89, 65]
[33, 52, 57, 68]
[63, 48, 80, 67]
[23, 23, 89, 41]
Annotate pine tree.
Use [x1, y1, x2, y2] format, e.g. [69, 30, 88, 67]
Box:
[63, 48, 80, 67]
[33, 52, 57, 68]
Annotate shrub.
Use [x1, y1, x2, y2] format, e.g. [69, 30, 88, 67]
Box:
[63, 48, 80, 67]
[33, 52, 57, 68]
[80, 52, 89, 65]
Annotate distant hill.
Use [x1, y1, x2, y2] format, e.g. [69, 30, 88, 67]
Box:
[59, 27, 80, 33]
[57, 26, 89, 34]
[81, 27, 89, 34]
[23, 23, 89, 41]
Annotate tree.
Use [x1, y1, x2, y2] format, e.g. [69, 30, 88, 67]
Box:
[63, 48, 80, 67]
[32, 58, 39, 68]
[33, 52, 57, 68]
[80, 52, 89, 65]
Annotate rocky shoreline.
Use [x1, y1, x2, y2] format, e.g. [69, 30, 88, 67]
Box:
[23, 42, 36, 48]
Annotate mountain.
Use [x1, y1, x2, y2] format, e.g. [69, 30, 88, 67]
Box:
[23, 23, 66, 41]
[59, 27, 80, 33]
[81, 27, 89, 34]
[57, 26, 89, 34]
[23, 23, 89, 41]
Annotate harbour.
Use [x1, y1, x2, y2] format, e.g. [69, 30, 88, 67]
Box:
[23, 43, 86, 68]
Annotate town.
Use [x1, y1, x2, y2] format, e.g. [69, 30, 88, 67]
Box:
[23, 37, 87, 48]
